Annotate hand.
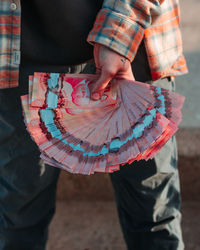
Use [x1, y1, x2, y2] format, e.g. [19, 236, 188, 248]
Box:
[90, 43, 134, 100]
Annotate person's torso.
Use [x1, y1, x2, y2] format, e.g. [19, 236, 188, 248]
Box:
[19, 0, 152, 93]
[21, 0, 103, 66]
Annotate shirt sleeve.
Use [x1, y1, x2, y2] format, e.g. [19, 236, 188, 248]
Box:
[87, 0, 164, 61]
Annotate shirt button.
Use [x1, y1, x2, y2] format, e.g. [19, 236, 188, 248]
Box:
[10, 3, 17, 11]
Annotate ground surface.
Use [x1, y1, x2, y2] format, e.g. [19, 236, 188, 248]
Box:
[47, 201, 200, 250]
[176, 0, 200, 128]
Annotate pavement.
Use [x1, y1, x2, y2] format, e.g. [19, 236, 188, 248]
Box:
[47, 1, 200, 249]
[176, 0, 200, 128]
[47, 201, 200, 250]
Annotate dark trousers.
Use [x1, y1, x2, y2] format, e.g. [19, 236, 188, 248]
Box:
[0, 61, 184, 250]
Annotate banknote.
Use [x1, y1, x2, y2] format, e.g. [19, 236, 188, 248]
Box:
[21, 74, 184, 175]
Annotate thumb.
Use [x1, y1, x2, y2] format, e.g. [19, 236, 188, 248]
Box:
[90, 70, 114, 100]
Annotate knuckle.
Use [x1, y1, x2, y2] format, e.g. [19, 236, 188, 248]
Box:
[103, 68, 115, 77]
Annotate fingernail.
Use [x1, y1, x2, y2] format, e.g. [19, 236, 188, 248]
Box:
[91, 92, 100, 100]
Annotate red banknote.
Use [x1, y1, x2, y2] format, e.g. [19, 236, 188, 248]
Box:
[21, 73, 184, 175]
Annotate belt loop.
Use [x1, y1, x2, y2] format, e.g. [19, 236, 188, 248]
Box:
[167, 76, 175, 82]
[66, 66, 70, 74]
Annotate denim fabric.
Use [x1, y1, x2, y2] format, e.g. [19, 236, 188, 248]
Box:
[0, 64, 85, 250]
[0, 61, 184, 250]
[110, 78, 184, 250]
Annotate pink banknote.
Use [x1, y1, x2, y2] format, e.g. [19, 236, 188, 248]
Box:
[29, 73, 118, 115]
[21, 74, 185, 175]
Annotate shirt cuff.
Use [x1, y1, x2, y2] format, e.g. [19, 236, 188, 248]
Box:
[87, 8, 144, 62]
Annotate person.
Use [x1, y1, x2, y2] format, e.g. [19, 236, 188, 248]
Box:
[0, 0, 188, 249]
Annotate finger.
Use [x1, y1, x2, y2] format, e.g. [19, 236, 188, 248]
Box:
[95, 67, 101, 75]
[115, 66, 135, 80]
[93, 43, 101, 68]
[90, 70, 114, 100]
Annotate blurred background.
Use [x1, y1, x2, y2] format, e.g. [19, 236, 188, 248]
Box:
[47, 1, 200, 249]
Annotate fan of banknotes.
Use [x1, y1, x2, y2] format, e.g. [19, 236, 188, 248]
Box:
[21, 73, 184, 175]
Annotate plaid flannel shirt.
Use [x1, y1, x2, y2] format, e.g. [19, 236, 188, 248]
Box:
[0, 0, 187, 89]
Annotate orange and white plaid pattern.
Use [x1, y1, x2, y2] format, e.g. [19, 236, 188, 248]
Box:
[0, 0, 21, 89]
[87, 0, 188, 80]
[0, 0, 187, 89]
